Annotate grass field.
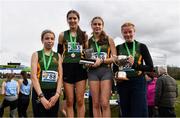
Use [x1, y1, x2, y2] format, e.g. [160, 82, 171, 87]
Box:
[175, 80, 180, 116]
[0, 79, 179, 117]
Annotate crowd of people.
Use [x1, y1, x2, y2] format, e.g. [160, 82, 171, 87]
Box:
[0, 71, 32, 117]
[0, 9, 178, 117]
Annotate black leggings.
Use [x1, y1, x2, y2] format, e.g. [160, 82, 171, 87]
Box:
[18, 92, 30, 117]
[0, 98, 18, 117]
[32, 89, 59, 117]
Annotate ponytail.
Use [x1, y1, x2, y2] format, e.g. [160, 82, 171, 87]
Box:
[23, 79, 28, 86]
[77, 26, 86, 48]
[21, 71, 28, 86]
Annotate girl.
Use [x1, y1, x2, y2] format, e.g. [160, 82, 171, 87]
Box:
[0, 73, 19, 117]
[31, 29, 63, 117]
[18, 71, 32, 117]
[58, 10, 88, 117]
[87, 16, 116, 117]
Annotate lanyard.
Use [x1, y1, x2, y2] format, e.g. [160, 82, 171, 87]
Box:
[93, 37, 101, 57]
[125, 41, 135, 57]
[69, 33, 77, 49]
[42, 49, 53, 71]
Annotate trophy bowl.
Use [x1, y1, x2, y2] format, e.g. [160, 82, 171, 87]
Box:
[79, 48, 95, 64]
[114, 55, 129, 81]
[84, 48, 94, 59]
[116, 55, 128, 65]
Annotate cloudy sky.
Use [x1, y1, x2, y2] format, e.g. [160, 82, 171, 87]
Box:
[0, 0, 180, 67]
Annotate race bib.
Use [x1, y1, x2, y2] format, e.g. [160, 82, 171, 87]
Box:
[91, 52, 107, 60]
[42, 70, 58, 82]
[67, 42, 82, 53]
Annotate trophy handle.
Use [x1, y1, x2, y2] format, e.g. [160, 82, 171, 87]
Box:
[113, 55, 120, 67]
[112, 55, 127, 69]
[113, 56, 124, 71]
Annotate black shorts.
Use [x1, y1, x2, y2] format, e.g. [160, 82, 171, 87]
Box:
[63, 63, 87, 84]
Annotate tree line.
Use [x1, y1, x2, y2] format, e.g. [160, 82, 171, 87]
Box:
[167, 66, 180, 80]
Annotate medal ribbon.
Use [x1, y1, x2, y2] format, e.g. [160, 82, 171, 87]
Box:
[42, 49, 53, 71]
[93, 37, 101, 58]
[69, 33, 77, 50]
[125, 41, 135, 57]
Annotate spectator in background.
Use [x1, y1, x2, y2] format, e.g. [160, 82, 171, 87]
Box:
[18, 71, 32, 117]
[0, 73, 19, 117]
[145, 72, 158, 117]
[155, 65, 178, 117]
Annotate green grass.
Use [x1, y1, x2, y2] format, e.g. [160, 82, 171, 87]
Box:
[177, 80, 180, 85]
[0, 79, 180, 117]
[175, 80, 180, 116]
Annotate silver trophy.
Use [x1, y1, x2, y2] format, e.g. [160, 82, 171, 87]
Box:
[84, 48, 94, 59]
[114, 55, 130, 81]
[79, 48, 95, 64]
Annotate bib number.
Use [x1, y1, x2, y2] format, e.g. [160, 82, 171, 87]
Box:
[91, 52, 107, 60]
[68, 42, 82, 53]
[42, 70, 58, 82]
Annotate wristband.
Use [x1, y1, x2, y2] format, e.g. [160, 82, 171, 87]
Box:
[38, 93, 44, 99]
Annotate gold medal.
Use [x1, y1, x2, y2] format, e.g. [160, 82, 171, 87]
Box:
[71, 53, 76, 58]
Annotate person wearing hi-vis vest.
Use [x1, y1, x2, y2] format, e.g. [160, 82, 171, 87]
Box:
[57, 10, 88, 117]
[114, 22, 154, 117]
[87, 16, 116, 117]
[0, 73, 19, 117]
[31, 29, 63, 117]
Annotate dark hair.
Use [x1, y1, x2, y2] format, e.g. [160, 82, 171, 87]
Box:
[21, 71, 28, 86]
[146, 71, 158, 78]
[91, 16, 108, 45]
[6, 73, 14, 82]
[41, 29, 55, 41]
[66, 10, 86, 47]
[67, 10, 80, 20]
